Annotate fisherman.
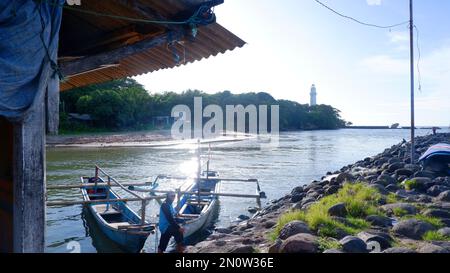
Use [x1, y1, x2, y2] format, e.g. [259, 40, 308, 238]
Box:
[158, 192, 185, 253]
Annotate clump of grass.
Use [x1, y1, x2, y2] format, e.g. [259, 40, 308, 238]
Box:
[270, 210, 304, 241]
[318, 237, 341, 252]
[393, 207, 409, 217]
[403, 179, 425, 191]
[423, 231, 450, 241]
[402, 214, 444, 229]
[272, 183, 384, 240]
[386, 193, 399, 204]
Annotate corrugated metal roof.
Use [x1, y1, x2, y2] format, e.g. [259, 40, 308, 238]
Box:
[59, 1, 245, 91]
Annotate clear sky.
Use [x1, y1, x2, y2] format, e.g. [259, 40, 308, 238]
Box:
[135, 0, 450, 126]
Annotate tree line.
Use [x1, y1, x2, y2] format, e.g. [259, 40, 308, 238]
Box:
[59, 78, 347, 133]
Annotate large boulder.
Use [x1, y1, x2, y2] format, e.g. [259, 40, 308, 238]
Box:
[357, 231, 392, 251]
[436, 191, 450, 202]
[327, 203, 347, 217]
[392, 219, 435, 239]
[376, 174, 396, 186]
[278, 220, 311, 240]
[279, 233, 319, 253]
[366, 215, 393, 227]
[339, 236, 368, 253]
[336, 172, 355, 184]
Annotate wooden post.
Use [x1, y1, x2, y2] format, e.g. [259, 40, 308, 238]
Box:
[13, 101, 46, 253]
[0, 117, 14, 253]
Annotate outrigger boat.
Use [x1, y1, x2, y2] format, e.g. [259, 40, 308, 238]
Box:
[129, 145, 266, 241]
[79, 168, 158, 253]
[46, 145, 266, 252]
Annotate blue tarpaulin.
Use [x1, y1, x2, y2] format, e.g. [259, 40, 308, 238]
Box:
[0, 0, 63, 122]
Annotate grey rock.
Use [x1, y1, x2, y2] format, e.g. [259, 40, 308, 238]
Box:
[278, 220, 311, 240]
[323, 249, 344, 253]
[327, 203, 347, 217]
[215, 228, 232, 234]
[385, 184, 399, 192]
[382, 247, 416, 253]
[365, 215, 393, 227]
[339, 236, 368, 253]
[279, 233, 319, 253]
[427, 185, 450, 197]
[376, 174, 396, 186]
[291, 186, 304, 195]
[237, 214, 250, 221]
[417, 244, 449, 253]
[336, 172, 355, 184]
[414, 170, 436, 179]
[357, 231, 391, 250]
[268, 239, 282, 253]
[381, 203, 417, 215]
[388, 162, 404, 172]
[291, 193, 305, 203]
[230, 245, 255, 253]
[392, 219, 435, 239]
[325, 185, 340, 195]
[437, 227, 450, 237]
[422, 209, 450, 219]
[369, 184, 389, 195]
[437, 191, 450, 202]
[395, 168, 414, 177]
[263, 220, 276, 229]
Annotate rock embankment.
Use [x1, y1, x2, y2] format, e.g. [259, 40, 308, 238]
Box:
[187, 133, 450, 253]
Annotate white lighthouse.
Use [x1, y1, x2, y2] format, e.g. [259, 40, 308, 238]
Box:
[310, 84, 317, 106]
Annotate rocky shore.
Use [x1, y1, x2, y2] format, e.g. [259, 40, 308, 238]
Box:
[187, 133, 450, 253]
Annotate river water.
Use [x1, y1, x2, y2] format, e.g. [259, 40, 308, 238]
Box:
[45, 128, 449, 253]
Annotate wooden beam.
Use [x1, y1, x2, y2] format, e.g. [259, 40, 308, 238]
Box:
[13, 101, 46, 253]
[60, 30, 184, 76]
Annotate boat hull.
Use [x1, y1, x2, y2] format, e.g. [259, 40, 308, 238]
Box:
[81, 181, 151, 253]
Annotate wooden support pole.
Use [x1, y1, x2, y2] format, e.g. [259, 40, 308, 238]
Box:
[0, 117, 14, 253]
[13, 101, 46, 253]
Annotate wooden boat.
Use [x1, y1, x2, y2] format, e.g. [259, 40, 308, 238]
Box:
[176, 170, 221, 238]
[80, 176, 155, 253]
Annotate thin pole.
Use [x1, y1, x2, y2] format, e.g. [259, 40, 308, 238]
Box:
[409, 0, 415, 163]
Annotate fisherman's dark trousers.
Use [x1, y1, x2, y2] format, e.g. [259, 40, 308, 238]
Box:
[158, 225, 184, 252]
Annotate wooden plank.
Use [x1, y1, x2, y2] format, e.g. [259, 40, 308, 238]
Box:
[60, 30, 184, 76]
[13, 102, 46, 253]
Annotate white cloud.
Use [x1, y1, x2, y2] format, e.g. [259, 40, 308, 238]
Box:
[366, 0, 382, 6]
[360, 45, 450, 126]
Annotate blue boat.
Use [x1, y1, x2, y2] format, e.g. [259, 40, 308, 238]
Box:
[80, 176, 154, 253]
[419, 143, 450, 175]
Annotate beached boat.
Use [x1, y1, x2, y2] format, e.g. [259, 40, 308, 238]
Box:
[80, 176, 155, 253]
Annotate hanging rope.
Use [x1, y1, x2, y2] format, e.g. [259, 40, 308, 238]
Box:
[37, 1, 65, 81]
